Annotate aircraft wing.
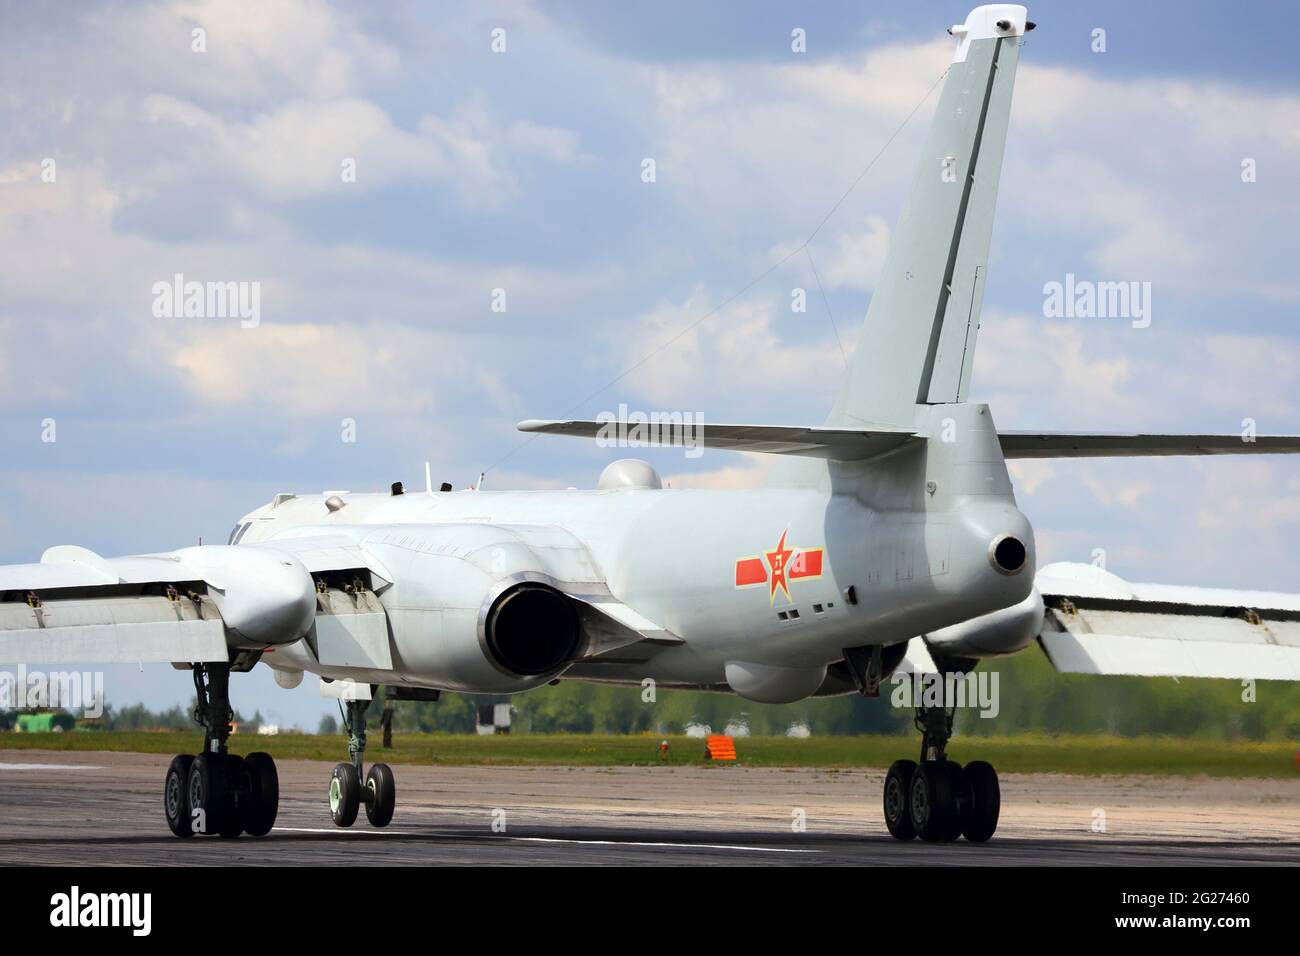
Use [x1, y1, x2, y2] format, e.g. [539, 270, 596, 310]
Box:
[1035, 562, 1300, 680]
[517, 419, 917, 460]
[1000, 432, 1300, 458]
[0, 547, 234, 665]
[0, 542, 338, 666]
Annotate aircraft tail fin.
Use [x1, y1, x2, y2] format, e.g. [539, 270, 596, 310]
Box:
[826, 5, 1030, 428]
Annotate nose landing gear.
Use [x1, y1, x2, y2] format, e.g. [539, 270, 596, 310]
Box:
[329, 694, 397, 828]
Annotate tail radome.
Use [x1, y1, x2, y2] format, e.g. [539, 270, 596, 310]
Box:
[826, 5, 1031, 429]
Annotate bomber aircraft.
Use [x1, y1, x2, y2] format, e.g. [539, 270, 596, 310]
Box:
[3, 4, 1298, 843]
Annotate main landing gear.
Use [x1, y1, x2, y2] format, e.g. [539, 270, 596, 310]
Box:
[328, 694, 396, 828]
[163, 662, 280, 839]
[882, 690, 1000, 843]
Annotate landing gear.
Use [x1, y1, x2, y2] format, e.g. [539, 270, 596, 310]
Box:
[161, 662, 280, 839]
[880, 682, 1001, 843]
[329, 694, 396, 828]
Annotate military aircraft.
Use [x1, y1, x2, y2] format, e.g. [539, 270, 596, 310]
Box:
[3, 4, 1298, 844]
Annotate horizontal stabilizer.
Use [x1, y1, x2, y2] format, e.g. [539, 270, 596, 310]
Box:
[1000, 432, 1300, 458]
[517, 419, 916, 460]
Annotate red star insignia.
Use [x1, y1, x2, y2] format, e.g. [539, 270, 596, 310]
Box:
[765, 529, 794, 601]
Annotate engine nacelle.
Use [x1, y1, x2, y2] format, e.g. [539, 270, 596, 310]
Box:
[174, 545, 317, 648]
[362, 526, 589, 693]
[923, 588, 1045, 658]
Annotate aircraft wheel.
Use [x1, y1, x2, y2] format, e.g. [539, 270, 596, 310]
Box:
[961, 760, 1000, 843]
[909, 761, 955, 842]
[243, 752, 279, 837]
[330, 762, 361, 827]
[882, 759, 917, 840]
[942, 760, 967, 842]
[365, 763, 396, 828]
[216, 754, 245, 838]
[164, 754, 195, 838]
[188, 752, 231, 837]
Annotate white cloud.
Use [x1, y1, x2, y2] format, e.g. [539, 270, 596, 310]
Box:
[972, 310, 1300, 432]
[92, 0, 399, 104]
[618, 289, 846, 416]
[1007, 459, 1056, 496]
[171, 321, 479, 416]
[664, 453, 773, 490]
[819, 215, 890, 291]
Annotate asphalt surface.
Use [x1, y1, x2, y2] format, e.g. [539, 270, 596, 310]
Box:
[1, 749, 1295, 865]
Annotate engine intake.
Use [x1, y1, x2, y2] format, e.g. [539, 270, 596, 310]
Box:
[485, 584, 581, 676]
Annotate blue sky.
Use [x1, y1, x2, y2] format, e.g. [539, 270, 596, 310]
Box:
[2, 0, 1298, 728]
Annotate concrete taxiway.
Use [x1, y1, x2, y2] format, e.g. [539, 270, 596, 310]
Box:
[0, 749, 1295, 865]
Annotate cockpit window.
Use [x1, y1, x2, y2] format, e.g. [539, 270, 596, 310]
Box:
[229, 522, 252, 545]
[227, 524, 241, 545]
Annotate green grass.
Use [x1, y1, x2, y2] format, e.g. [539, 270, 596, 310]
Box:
[2, 730, 1296, 777]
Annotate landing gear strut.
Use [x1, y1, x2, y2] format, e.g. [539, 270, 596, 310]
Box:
[329, 693, 396, 828]
[881, 674, 1000, 843]
[163, 662, 280, 839]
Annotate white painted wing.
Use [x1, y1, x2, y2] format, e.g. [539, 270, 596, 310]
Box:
[0, 550, 228, 664]
[1036, 562, 1300, 680]
[0, 538, 386, 667]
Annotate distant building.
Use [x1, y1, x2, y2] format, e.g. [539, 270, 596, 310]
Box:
[475, 702, 512, 735]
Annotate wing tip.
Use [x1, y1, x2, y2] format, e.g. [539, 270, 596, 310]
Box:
[516, 419, 556, 433]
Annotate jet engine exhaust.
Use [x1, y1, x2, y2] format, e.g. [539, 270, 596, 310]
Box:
[485, 584, 581, 676]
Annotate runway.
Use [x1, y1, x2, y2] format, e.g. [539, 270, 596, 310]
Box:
[1, 749, 1295, 865]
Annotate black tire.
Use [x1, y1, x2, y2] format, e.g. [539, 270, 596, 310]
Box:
[216, 754, 245, 838]
[882, 759, 917, 840]
[187, 752, 230, 836]
[164, 754, 194, 838]
[365, 763, 396, 828]
[330, 762, 361, 827]
[243, 752, 279, 837]
[909, 761, 956, 842]
[942, 760, 967, 842]
[962, 760, 1001, 843]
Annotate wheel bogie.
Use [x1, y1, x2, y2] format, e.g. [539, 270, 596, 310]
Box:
[881, 754, 1001, 844]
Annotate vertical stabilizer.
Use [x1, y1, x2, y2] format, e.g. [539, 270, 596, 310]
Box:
[826, 5, 1029, 428]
